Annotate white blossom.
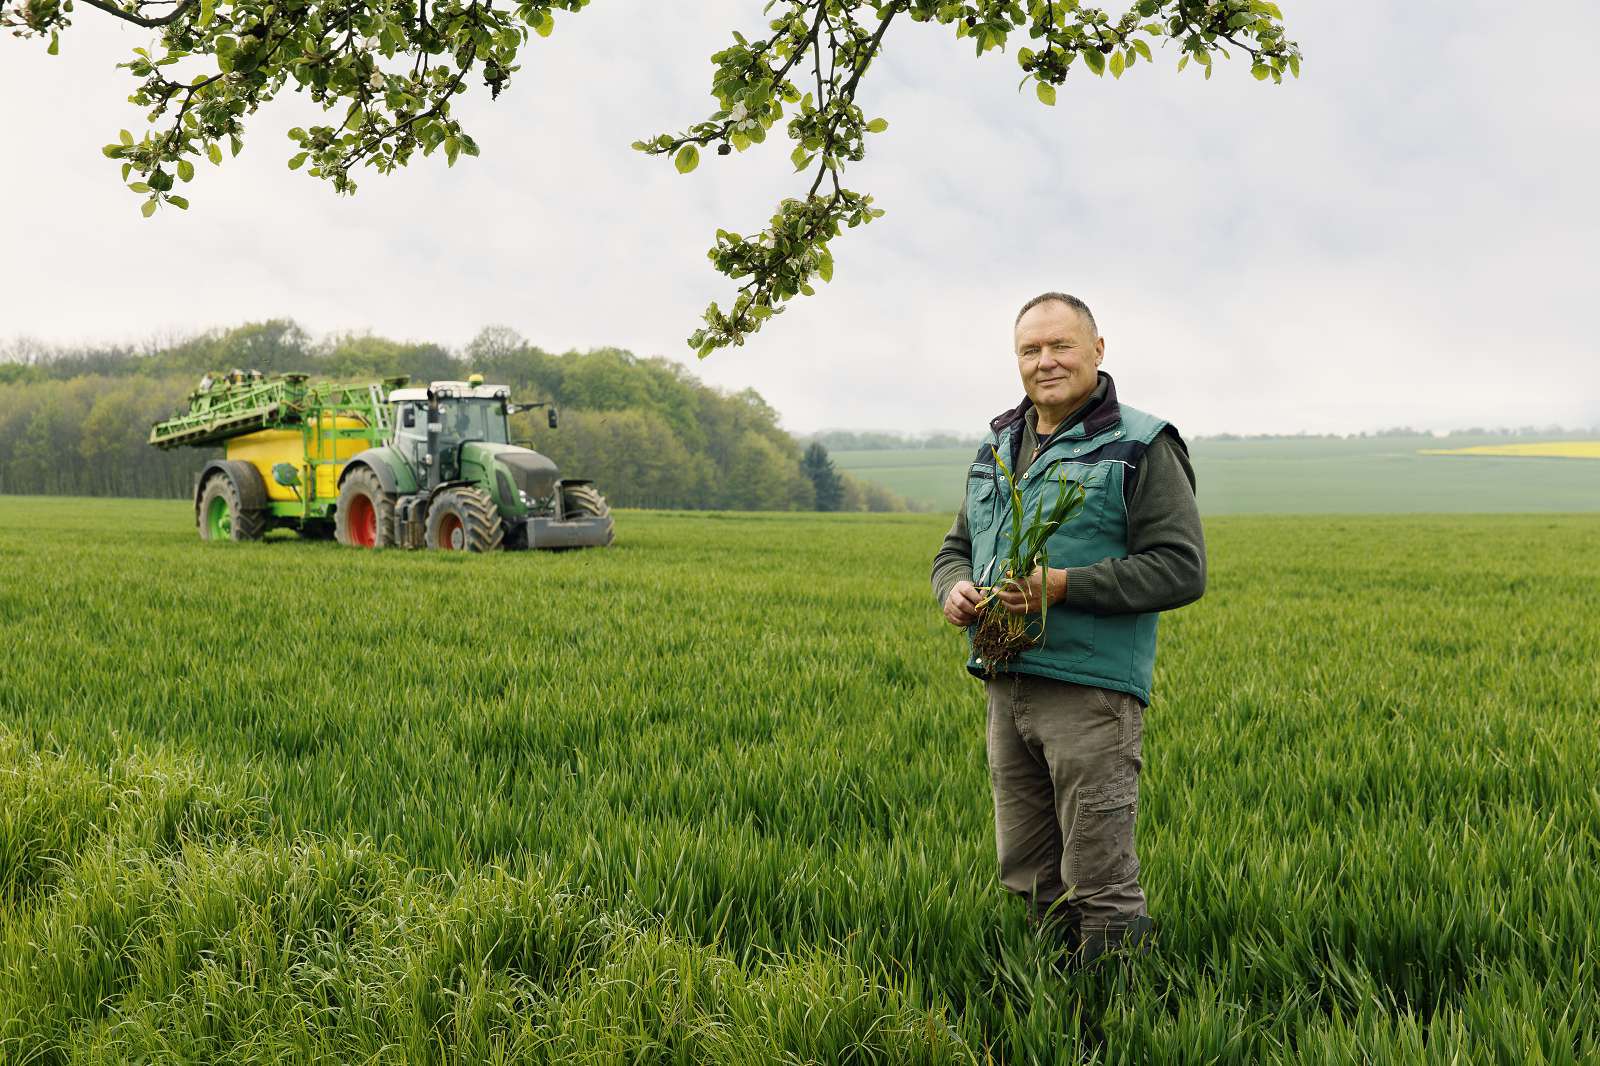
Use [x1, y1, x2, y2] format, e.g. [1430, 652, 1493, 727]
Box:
[729, 101, 748, 122]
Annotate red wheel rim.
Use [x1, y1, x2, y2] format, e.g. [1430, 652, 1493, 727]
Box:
[439, 513, 464, 551]
[348, 494, 376, 548]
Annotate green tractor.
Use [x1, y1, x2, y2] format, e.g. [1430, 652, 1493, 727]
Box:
[149, 370, 614, 551]
[340, 376, 613, 551]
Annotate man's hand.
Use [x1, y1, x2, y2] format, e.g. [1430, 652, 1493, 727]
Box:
[943, 580, 984, 626]
[997, 566, 1067, 616]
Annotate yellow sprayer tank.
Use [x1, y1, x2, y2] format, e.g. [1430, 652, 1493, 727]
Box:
[224, 413, 371, 502]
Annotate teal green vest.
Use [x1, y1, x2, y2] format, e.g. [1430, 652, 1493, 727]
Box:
[966, 403, 1170, 703]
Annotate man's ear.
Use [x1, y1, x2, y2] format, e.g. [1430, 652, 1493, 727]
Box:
[1094, 336, 1105, 367]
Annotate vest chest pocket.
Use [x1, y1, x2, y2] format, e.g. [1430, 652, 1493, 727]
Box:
[1041, 461, 1110, 541]
[966, 463, 999, 533]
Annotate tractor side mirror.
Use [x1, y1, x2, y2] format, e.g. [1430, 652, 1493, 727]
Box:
[271, 463, 301, 487]
[547, 408, 559, 429]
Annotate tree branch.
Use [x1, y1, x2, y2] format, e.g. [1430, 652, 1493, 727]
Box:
[806, 2, 897, 198]
[76, 0, 197, 28]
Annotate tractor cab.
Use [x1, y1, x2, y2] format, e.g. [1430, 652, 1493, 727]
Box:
[388, 380, 514, 485]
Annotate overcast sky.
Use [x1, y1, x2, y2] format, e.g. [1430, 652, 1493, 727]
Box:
[3, 2, 1597, 436]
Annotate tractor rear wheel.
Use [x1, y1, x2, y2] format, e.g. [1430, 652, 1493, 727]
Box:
[336, 467, 396, 549]
[198, 473, 265, 542]
[425, 486, 504, 552]
[560, 483, 615, 546]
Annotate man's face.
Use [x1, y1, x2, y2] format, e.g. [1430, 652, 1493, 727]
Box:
[1014, 301, 1104, 414]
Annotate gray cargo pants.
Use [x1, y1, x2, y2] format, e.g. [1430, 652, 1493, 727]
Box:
[985, 672, 1147, 939]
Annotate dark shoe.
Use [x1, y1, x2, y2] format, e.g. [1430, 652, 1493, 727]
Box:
[1071, 914, 1155, 973]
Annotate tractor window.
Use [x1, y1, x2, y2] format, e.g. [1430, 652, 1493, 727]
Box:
[436, 400, 509, 444]
[401, 405, 416, 429]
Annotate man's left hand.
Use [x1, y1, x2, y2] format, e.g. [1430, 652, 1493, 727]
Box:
[997, 566, 1067, 615]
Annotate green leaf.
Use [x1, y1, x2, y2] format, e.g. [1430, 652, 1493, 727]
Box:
[128, 182, 151, 193]
[140, 199, 157, 218]
[865, 117, 888, 133]
[47, 30, 59, 55]
[444, 137, 461, 166]
[1035, 81, 1056, 106]
[288, 152, 308, 170]
[674, 144, 699, 174]
[198, 0, 214, 28]
[1177, 54, 1189, 72]
[1288, 54, 1301, 78]
[208, 142, 223, 165]
[1251, 62, 1269, 81]
[101, 145, 123, 159]
[119, 129, 134, 146]
[166, 194, 189, 210]
[177, 158, 194, 182]
[229, 135, 242, 157]
[1132, 39, 1153, 62]
[1084, 49, 1105, 76]
[1109, 50, 1125, 78]
[817, 250, 833, 283]
[533, 11, 553, 37]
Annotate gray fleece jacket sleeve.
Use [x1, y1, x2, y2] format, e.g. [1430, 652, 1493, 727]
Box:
[929, 430, 1206, 615]
[930, 507, 974, 609]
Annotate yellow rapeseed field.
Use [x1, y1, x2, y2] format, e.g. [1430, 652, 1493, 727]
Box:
[1421, 441, 1600, 459]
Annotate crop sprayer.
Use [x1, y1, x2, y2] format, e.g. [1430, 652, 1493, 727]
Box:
[149, 369, 614, 551]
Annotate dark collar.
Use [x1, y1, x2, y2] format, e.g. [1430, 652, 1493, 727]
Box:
[989, 371, 1121, 439]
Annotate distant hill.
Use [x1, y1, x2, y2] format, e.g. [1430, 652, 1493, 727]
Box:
[832, 433, 1600, 515]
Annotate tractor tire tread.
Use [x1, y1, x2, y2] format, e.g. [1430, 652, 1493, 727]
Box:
[336, 466, 397, 549]
[198, 473, 266, 542]
[425, 486, 505, 552]
[561, 484, 615, 545]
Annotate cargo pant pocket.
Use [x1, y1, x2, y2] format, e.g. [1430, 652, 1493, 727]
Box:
[1070, 783, 1138, 887]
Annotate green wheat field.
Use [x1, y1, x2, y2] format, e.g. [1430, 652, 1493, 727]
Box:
[2, 495, 1598, 1063]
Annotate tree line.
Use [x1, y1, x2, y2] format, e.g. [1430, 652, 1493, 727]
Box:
[0, 322, 909, 512]
[802, 429, 983, 453]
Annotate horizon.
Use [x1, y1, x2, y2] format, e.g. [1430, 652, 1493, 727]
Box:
[5, 323, 1596, 444]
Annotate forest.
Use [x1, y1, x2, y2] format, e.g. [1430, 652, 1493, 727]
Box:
[0, 322, 906, 512]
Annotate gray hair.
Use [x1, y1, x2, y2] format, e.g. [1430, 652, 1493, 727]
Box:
[1015, 292, 1098, 336]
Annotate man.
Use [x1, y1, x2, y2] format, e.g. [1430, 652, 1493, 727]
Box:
[931, 292, 1206, 969]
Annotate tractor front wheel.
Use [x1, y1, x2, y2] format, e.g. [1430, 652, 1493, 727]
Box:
[425, 486, 505, 552]
[197, 474, 265, 542]
[336, 467, 396, 549]
[560, 483, 615, 546]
